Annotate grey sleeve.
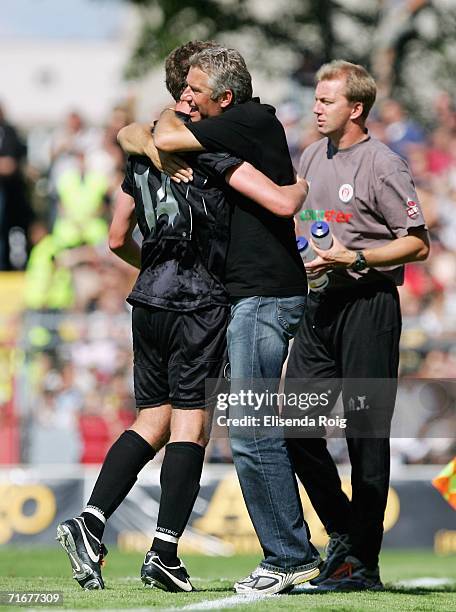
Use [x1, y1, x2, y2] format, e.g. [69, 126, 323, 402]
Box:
[374, 167, 427, 238]
[298, 149, 312, 177]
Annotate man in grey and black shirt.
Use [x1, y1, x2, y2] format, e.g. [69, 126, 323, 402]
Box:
[285, 60, 429, 591]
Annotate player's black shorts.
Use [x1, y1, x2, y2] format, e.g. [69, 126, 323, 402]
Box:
[132, 304, 229, 409]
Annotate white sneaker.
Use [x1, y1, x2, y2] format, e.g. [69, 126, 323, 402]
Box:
[234, 562, 320, 595]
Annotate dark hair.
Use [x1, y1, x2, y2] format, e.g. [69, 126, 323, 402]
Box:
[165, 40, 219, 101]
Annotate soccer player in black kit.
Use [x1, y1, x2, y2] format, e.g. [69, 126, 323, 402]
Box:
[56, 41, 308, 592]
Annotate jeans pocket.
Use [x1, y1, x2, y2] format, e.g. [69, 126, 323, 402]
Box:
[276, 296, 306, 335]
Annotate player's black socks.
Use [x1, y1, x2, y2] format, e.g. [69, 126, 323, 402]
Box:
[152, 442, 205, 565]
[82, 429, 155, 540]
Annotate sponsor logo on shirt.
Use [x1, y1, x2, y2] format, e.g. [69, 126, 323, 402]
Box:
[300, 209, 353, 223]
[406, 198, 420, 219]
[339, 183, 354, 203]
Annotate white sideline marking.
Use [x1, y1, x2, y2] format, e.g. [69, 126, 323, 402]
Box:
[291, 582, 318, 592]
[393, 577, 455, 588]
[85, 576, 456, 612]
[164, 593, 279, 611]
[172, 576, 456, 610]
[294, 576, 456, 592]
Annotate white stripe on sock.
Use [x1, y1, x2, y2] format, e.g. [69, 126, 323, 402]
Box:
[83, 506, 106, 524]
[154, 531, 179, 544]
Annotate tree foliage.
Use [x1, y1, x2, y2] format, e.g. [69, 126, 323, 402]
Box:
[123, 0, 377, 79]
[121, 0, 456, 118]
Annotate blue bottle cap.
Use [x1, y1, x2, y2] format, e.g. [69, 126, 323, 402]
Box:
[296, 236, 309, 252]
[311, 221, 330, 239]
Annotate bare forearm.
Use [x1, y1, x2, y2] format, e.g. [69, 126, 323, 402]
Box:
[110, 239, 141, 269]
[226, 163, 308, 217]
[117, 120, 193, 183]
[252, 180, 308, 218]
[154, 109, 203, 152]
[109, 191, 141, 268]
[278, 179, 309, 216]
[363, 232, 430, 267]
[117, 123, 153, 156]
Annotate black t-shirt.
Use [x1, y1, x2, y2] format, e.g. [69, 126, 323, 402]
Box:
[187, 99, 307, 297]
[122, 118, 241, 311]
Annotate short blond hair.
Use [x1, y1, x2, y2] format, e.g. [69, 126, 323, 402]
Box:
[316, 60, 377, 119]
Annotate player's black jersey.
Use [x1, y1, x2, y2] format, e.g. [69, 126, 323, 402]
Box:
[121, 136, 241, 311]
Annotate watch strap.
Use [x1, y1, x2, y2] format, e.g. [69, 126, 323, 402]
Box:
[351, 251, 367, 272]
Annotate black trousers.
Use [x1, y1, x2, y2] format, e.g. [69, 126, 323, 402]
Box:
[285, 281, 401, 569]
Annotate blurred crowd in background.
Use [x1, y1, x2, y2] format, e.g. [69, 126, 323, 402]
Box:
[0, 82, 455, 466]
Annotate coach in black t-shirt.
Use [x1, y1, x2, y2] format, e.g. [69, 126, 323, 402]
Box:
[150, 47, 320, 594]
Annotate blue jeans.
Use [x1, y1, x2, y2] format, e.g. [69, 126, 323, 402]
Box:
[227, 296, 318, 570]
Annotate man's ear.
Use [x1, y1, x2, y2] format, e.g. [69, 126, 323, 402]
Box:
[219, 89, 234, 108]
[351, 101, 364, 120]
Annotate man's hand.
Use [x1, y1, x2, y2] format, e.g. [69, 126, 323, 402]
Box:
[305, 234, 356, 275]
[156, 149, 193, 183]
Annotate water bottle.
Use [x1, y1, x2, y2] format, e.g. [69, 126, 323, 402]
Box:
[297, 222, 334, 292]
[296, 236, 314, 263]
[296, 236, 329, 291]
[311, 221, 333, 250]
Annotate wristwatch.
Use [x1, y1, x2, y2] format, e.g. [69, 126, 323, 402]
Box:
[351, 251, 368, 272]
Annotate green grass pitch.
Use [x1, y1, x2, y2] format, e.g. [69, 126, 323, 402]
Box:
[0, 548, 455, 610]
